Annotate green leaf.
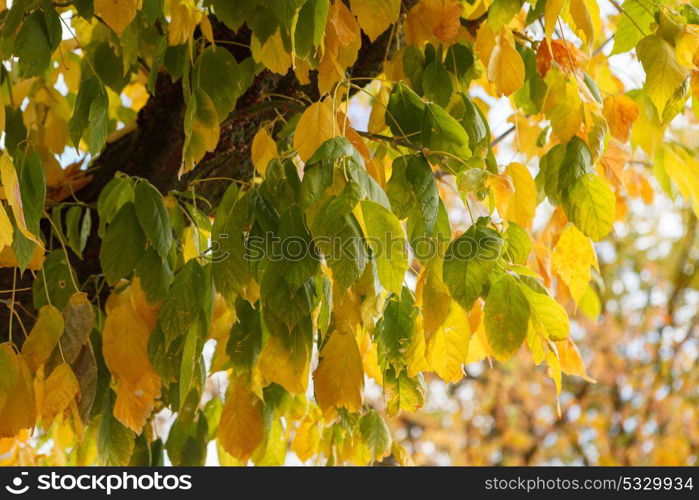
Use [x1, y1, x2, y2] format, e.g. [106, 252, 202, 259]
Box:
[69, 76, 109, 154]
[299, 161, 333, 208]
[207, 0, 254, 31]
[443, 221, 503, 311]
[97, 175, 135, 237]
[563, 173, 615, 241]
[504, 222, 531, 265]
[193, 46, 247, 117]
[179, 322, 199, 412]
[611, 0, 657, 55]
[98, 390, 135, 466]
[421, 103, 471, 173]
[278, 205, 319, 291]
[165, 413, 208, 466]
[484, 274, 530, 359]
[17, 149, 46, 238]
[92, 41, 127, 93]
[445, 43, 474, 83]
[375, 288, 417, 370]
[384, 368, 425, 417]
[66, 206, 91, 259]
[212, 191, 250, 301]
[387, 82, 425, 142]
[422, 61, 452, 107]
[99, 202, 146, 285]
[488, 0, 522, 30]
[358, 410, 392, 461]
[157, 259, 208, 347]
[135, 180, 172, 258]
[403, 46, 425, 93]
[307, 137, 364, 166]
[227, 298, 263, 373]
[361, 199, 408, 294]
[311, 183, 369, 289]
[135, 248, 174, 304]
[404, 155, 439, 236]
[14, 11, 53, 78]
[32, 250, 79, 310]
[295, 0, 329, 60]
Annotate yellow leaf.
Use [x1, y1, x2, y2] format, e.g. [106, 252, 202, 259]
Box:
[658, 145, 699, 219]
[551, 224, 598, 304]
[603, 94, 639, 142]
[0, 152, 41, 245]
[0, 347, 36, 438]
[291, 409, 321, 462]
[466, 313, 492, 364]
[556, 338, 595, 382]
[40, 363, 79, 428]
[0, 244, 45, 270]
[168, 0, 202, 46]
[545, 347, 562, 396]
[637, 35, 690, 116]
[405, 314, 429, 377]
[251, 29, 292, 75]
[418, 261, 451, 336]
[199, 15, 214, 43]
[520, 286, 569, 341]
[350, 0, 400, 41]
[293, 100, 338, 162]
[94, 0, 141, 36]
[505, 162, 536, 229]
[487, 27, 525, 96]
[0, 204, 13, 252]
[313, 330, 364, 415]
[475, 22, 495, 66]
[102, 303, 155, 385]
[543, 68, 583, 142]
[425, 303, 470, 383]
[368, 85, 390, 134]
[258, 332, 311, 395]
[218, 377, 264, 462]
[484, 172, 515, 218]
[318, 1, 361, 93]
[22, 305, 64, 373]
[113, 371, 160, 434]
[568, 0, 595, 45]
[405, 0, 463, 47]
[544, 0, 565, 43]
[251, 127, 278, 175]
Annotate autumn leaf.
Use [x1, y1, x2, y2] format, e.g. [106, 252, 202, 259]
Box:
[94, 0, 141, 36]
[425, 302, 470, 382]
[313, 330, 364, 415]
[552, 224, 599, 304]
[505, 163, 537, 229]
[40, 362, 79, 427]
[488, 27, 525, 96]
[603, 95, 640, 142]
[22, 305, 64, 372]
[351, 0, 400, 41]
[293, 100, 338, 162]
[218, 377, 264, 462]
[251, 127, 278, 175]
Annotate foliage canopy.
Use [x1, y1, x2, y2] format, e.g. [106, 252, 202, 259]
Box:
[1, 0, 698, 466]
